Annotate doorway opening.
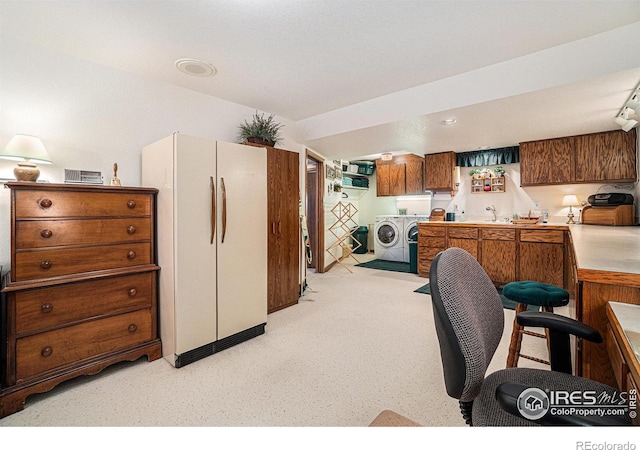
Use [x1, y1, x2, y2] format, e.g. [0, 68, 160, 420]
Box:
[305, 150, 324, 273]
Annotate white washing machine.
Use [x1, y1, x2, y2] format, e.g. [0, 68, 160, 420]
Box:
[403, 215, 429, 262]
[374, 215, 405, 261]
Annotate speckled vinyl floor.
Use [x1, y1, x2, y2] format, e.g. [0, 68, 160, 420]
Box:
[0, 254, 553, 427]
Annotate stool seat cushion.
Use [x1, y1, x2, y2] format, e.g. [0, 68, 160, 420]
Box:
[502, 281, 569, 307]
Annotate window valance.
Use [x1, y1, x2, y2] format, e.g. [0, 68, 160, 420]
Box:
[456, 146, 519, 167]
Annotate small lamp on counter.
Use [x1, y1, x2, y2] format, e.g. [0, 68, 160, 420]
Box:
[0, 135, 52, 182]
[562, 194, 579, 224]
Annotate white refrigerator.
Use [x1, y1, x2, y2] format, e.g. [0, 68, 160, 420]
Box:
[142, 133, 267, 367]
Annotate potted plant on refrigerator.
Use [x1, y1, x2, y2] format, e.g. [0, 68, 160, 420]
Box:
[237, 111, 284, 147]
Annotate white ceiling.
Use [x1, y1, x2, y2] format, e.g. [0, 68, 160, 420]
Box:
[1, 1, 640, 160]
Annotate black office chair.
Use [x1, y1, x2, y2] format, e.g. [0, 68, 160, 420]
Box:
[429, 247, 630, 426]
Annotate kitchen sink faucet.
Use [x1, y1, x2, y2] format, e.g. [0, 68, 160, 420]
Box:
[486, 205, 497, 222]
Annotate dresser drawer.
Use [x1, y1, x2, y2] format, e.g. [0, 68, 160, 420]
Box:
[16, 309, 153, 381]
[14, 272, 155, 335]
[15, 243, 152, 281]
[16, 218, 151, 249]
[419, 237, 445, 248]
[13, 190, 151, 218]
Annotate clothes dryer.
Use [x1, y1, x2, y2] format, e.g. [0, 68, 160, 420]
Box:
[403, 215, 429, 262]
[374, 215, 405, 261]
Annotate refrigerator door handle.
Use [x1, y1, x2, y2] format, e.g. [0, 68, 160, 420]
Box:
[221, 177, 227, 243]
[210, 176, 216, 244]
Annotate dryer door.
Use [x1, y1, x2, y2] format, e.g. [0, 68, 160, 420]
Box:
[405, 221, 419, 243]
[375, 220, 400, 248]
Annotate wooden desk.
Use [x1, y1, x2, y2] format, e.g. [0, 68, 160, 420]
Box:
[606, 302, 639, 425]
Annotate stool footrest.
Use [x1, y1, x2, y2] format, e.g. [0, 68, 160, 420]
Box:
[519, 354, 551, 365]
[522, 330, 546, 339]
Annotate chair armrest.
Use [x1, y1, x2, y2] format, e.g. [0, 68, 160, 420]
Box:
[495, 382, 630, 426]
[516, 311, 602, 343]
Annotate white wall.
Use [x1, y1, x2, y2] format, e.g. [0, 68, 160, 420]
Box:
[0, 36, 305, 270]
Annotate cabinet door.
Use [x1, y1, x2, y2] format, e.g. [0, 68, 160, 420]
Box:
[574, 129, 637, 183]
[520, 138, 574, 186]
[405, 159, 424, 194]
[376, 163, 391, 196]
[267, 147, 300, 313]
[518, 242, 564, 287]
[389, 163, 406, 196]
[481, 240, 516, 285]
[424, 152, 454, 191]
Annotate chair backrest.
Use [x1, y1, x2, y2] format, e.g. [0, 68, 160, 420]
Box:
[429, 247, 504, 402]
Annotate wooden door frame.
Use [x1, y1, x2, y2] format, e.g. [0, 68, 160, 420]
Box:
[306, 149, 325, 273]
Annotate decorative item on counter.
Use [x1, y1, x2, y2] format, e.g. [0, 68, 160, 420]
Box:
[109, 163, 121, 186]
[562, 194, 579, 224]
[0, 134, 52, 182]
[398, 208, 407, 215]
[237, 111, 284, 147]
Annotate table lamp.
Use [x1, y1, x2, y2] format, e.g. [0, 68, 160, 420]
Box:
[0, 135, 52, 182]
[562, 194, 579, 224]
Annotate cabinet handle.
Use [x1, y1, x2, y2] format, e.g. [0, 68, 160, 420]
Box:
[210, 176, 216, 244]
[40, 260, 52, 269]
[272, 223, 276, 234]
[41, 346, 53, 357]
[127, 225, 136, 234]
[39, 199, 52, 208]
[278, 222, 281, 234]
[221, 177, 227, 244]
[128, 324, 137, 333]
[128, 288, 137, 297]
[40, 229, 53, 239]
[127, 251, 136, 260]
[41, 303, 53, 313]
[127, 200, 136, 209]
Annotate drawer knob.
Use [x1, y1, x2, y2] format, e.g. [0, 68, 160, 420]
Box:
[41, 346, 53, 357]
[128, 288, 137, 297]
[39, 199, 53, 209]
[127, 200, 136, 209]
[127, 225, 136, 234]
[127, 251, 136, 260]
[41, 303, 53, 313]
[40, 260, 52, 269]
[128, 324, 138, 333]
[40, 229, 53, 239]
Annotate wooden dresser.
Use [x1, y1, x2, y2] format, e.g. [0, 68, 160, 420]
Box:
[0, 182, 162, 418]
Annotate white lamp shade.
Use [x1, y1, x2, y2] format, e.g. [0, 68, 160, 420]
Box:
[562, 195, 579, 207]
[0, 135, 52, 164]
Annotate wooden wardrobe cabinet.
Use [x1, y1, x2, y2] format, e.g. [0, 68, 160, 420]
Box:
[0, 183, 161, 418]
[267, 146, 300, 313]
[423, 151, 456, 192]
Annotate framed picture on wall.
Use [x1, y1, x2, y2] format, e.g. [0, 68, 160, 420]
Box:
[326, 165, 335, 179]
[335, 168, 343, 179]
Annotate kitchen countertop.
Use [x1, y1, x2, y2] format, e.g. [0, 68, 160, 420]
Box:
[608, 301, 640, 362]
[419, 220, 640, 277]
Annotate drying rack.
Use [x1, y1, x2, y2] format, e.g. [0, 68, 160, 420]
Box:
[326, 202, 361, 272]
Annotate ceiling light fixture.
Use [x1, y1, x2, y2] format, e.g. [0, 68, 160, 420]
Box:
[175, 58, 217, 77]
[440, 118, 457, 126]
[615, 82, 640, 132]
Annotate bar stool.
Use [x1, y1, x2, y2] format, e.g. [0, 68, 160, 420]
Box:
[503, 280, 570, 368]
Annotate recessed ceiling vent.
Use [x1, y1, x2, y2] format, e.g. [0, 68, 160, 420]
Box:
[175, 58, 217, 77]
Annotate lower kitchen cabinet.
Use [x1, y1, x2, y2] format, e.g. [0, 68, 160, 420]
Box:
[417, 225, 446, 277]
[480, 228, 516, 285]
[447, 227, 478, 260]
[518, 229, 564, 288]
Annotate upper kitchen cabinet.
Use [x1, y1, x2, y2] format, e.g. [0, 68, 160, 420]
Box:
[423, 151, 456, 192]
[520, 129, 637, 186]
[520, 137, 574, 186]
[375, 154, 424, 196]
[573, 129, 637, 183]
